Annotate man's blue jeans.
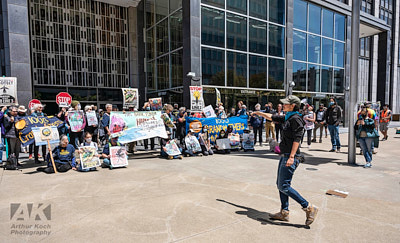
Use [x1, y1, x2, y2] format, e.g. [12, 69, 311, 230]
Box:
[277, 155, 309, 210]
[358, 137, 373, 163]
[328, 125, 341, 150]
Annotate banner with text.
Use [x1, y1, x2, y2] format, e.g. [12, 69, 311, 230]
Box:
[0, 77, 17, 105]
[190, 86, 204, 112]
[16, 116, 64, 146]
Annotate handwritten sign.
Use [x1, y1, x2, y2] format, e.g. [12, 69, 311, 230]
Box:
[79, 146, 100, 169]
[190, 86, 204, 112]
[68, 111, 85, 132]
[86, 111, 98, 126]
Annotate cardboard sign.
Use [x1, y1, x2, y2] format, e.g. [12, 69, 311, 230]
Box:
[79, 146, 101, 170]
[149, 98, 162, 110]
[190, 86, 204, 112]
[165, 140, 181, 156]
[242, 133, 255, 150]
[110, 146, 128, 167]
[122, 88, 139, 108]
[68, 110, 85, 132]
[185, 135, 202, 152]
[0, 77, 17, 105]
[31, 126, 60, 146]
[216, 138, 231, 150]
[203, 105, 216, 118]
[86, 111, 98, 126]
[56, 92, 72, 108]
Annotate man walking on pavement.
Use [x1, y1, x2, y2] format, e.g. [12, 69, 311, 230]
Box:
[379, 104, 391, 141]
[326, 98, 342, 152]
[312, 104, 326, 143]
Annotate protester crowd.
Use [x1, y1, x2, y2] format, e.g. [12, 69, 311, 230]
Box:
[0, 96, 392, 172]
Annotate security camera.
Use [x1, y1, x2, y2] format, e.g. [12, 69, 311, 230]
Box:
[289, 81, 296, 87]
[187, 72, 196, 78]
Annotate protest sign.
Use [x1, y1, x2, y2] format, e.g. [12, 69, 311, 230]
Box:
[162, 113, 176, 128]
[16, 116, 64, 146]
[28, 99, 41, 110]
[149, 98, 162, 110]
[228, 133, 240, 149]
[79, 146, 101, 170]
[122, 88, 139, 108]
[31, 126, 60, 146]
[68, 111, 85, 132]
[186, 116, 248, 143]
[190, 86, 204, 112]
[109, 111, 168, 143]
[203, 105, 216, 118]
[110, 146, 128, 167]
[0, 77, 17, 105]
[215, 88, 221, 106]
[199, 133, 211, 151]
[216, 138, 231, 150]
[185, 136, 202, 152]
[56, 92, 72, 108]
[165, 140, 181, 156]
[242, 133, 255, 150]
[86, 111, 98, 126]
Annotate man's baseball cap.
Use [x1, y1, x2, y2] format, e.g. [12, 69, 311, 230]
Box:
[280, 95, 301, 107]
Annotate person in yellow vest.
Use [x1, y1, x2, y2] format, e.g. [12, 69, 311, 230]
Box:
[379, 104, 392, 141]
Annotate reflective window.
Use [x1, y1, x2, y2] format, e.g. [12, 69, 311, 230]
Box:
[170, 0, 182, 13]
[157, 19, 168, 56]
[249, 55, 267, 88]
[201, 6, 225, 48]
[202, 47, 225, 86]
[171, 50, 183, 87]
[145, 0, 155, 28]
[293, 31, 307, 61]
[157, 55, 169, 90]
[294, 0, 307, 31]
[308, 35, 321, 64]
[322, 9, 334, 38]
[269, 24, 285, 57]
[333, 68, 344, 93]
[146, 28, 155, 60]
[249, 0, 267, 20]
[227, 52, 247, 87]
[147, 61, 155, 90]
[293, 62, 307, 91]
[308, 4, 321, 34]
[227, 13, 247, 51]
[155, 0, 168, 22]
[334, 13, 345, 41]
[308, 64, 320, 92]
[249, 19, 267, 54]
[334, 42, 345, 68]
[170, 9, 183, 51]
[269, 0, 285, 25]
[321, 66, 333, 93]
[202, 0, 225, 8]
[268, 58, 285, 89]
[322, 38, 333, 66]
[227, 0, 247, 14]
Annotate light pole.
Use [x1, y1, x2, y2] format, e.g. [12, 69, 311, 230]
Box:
[348, 0, 360, 164]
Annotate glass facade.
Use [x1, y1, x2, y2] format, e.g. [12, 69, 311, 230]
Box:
[0, 2, 6, 76]
[145, 0, 183, 91]
[29, 0, 129, 104]
[201, 0, 286, 90]
[292, 0, 346, 93]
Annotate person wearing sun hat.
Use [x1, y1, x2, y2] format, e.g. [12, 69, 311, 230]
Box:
[254, 95, 318, 227]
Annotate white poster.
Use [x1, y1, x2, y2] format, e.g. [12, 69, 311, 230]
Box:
[86, 111, 98, 126]
[190, 86, 204, 112]
[31, 126, 60, 146]
[203, 105, 216, 118]
[0, 77, 17, 105]
[122, 88, 139, 108]
[216, 138, 231, 150]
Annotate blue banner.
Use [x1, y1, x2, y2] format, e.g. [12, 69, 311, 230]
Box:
[16, 116, 64, 146]
[186, 116, 248, 143]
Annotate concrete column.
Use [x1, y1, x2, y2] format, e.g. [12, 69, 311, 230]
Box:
[391, 0, 400, 113]
[4, 0, 32, 106]
[344, 15, 352, 126]
[182, 0, 201, 107]
[285, 0, 294, 96]
[377, 31, 390, 104]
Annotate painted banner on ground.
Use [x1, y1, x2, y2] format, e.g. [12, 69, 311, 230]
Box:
[32, 126, 60, 146]
[184, 136, 202, 152]
[165, 140, 181, 156]
[79, 146, 101, 169]
[86, 111, 98, 126]
[110, 146, 128, 167]
[186, 116, 248, 143]
[122, 88, 139, 108]
[16, 116, 64, 146]
[109, 111, 168, 143]
[149, 98, 162, 110]
[190, 86, 204, 112]
[68, 111, 85, 132]
[0, 77, 17, 105]
[203, 105, 216, 118]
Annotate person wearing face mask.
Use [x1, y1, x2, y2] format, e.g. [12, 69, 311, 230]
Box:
[31, 104, 47, 164]
[214, 129, 231, 154]
[76, 132, 100, 172]
[142, 102, 155, 150]
[198, 126, 213, 156]
[37, 135, 75, 173]
[66, 100, 86, 149]
[355, 107, 379, 168]
[101, 136, 125, 170]
[326, 98, 342, 152]
[250, 104, 264, 146]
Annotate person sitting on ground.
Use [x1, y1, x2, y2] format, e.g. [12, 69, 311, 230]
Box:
[101, 136, 125, 169]
[160, 131, 183, 160]
[37, 135, 76, 174]
[214, 129, 231, 154]
[76, 132, 100, 172]
[183, 129, 202, 157]
[198, 126, 214, 156]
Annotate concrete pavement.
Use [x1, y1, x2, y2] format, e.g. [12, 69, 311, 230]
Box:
[0, 129, 399, 242]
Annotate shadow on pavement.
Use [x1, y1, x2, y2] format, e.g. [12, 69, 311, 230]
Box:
[216, 199, 309, 229]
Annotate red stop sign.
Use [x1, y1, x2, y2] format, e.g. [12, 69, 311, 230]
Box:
[56, 92, 72, 107]
[28, 99, 41, 110]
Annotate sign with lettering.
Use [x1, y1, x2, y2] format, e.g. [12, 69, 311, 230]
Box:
[56, 92, 72, 108]
[79, 146, 101, 170]
[16, 116, 64, 146]
[0, 77, 17, 105]
[190, 86, 204, 112]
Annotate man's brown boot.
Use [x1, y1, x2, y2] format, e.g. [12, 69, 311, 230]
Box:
[269, 209, 289, 221]
[303, 204, 318, 226]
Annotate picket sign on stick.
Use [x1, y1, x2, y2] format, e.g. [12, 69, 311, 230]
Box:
[40, 126, 58, 173]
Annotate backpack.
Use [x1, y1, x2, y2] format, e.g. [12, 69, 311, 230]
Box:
[4, 154, 18, 170]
